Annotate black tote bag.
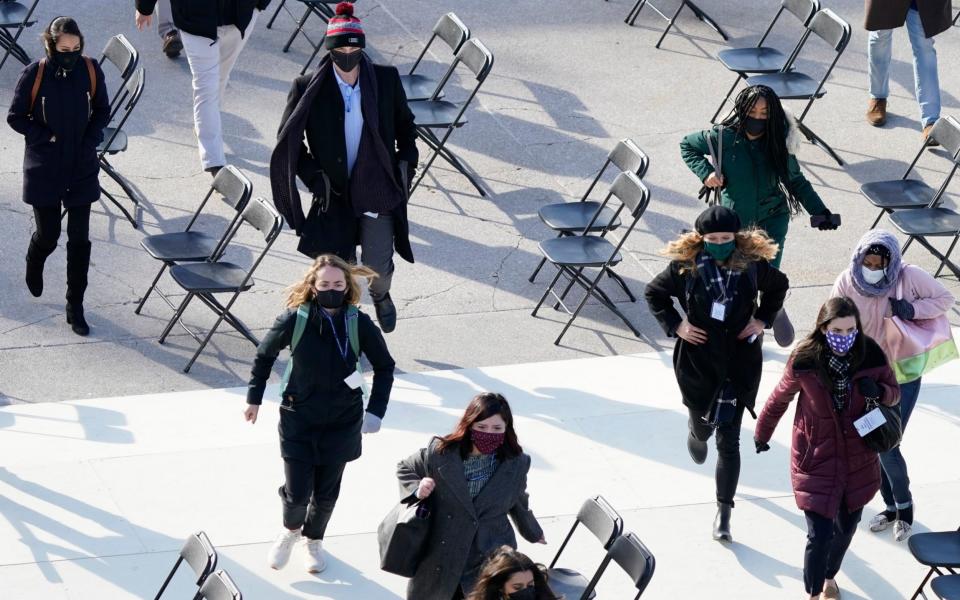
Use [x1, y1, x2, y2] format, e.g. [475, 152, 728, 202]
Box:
[861, 399, 903, 453]
[377, 493, 432, 577]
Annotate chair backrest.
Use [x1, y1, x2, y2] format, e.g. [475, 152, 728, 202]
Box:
[609, 139, 650, 179]
[609, 170, 651, 219]
[783, 0, 819, 25]
[434, 13, 470, 53]
[181, 531, 218, 585]
[608, 532, 656, 598]
[429, 38, 494, 101]
[99, 34, 139, 116]
[241, 197, 284, 242]
[929, 116, 960, 160]
[100, 67, 145, 156]
[577, 496, 623, 548]
[198, 570, 242, 600]
[808, 8, 851, 52]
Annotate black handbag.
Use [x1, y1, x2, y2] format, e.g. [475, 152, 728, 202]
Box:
[860, 398, 902, 453]
[377, 493, 432, 577]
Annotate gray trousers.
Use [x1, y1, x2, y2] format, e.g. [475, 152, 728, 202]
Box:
[156, 0, 175, 38]
[353, 213, 395, 301]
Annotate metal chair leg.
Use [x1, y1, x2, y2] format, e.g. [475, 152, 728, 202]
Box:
[605, 268, 636, 301]
[529, 256, 548, 283]
[159, 293, 194, 343]
[183, 292, 242, 373]
[932, 234, 959, 278]
[135, 264, 169, 315]
[797, 121, 844, 166]
[300, 32, 327, 75]
[686, 0, 729, 40]
[532, 268, 565, 317]
[711, 73, 742, 124]
[266, 0, 287, 29]
[625, 0, 647, 26]
[870, 208, 886, 229]
[282, 4, 313, 53]
[655, 1, 687, 49]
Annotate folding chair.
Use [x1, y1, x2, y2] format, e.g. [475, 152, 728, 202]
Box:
[409, 38, 494, 197]
[154, 531, 218, 600]
[97, 67, 147, 228]
[532, 172, 650, 345]
[581, 532, 656, 599]
[746, 9, 852, 166]
[907, 524, 960, 599]
[99, 34, 140, 115]
[709, 0, 820, 123]
[198, 570, 242, 600]
[401, 13, 469, 101]
[529, 139, 649, 284]
[158, 198, 283, 373]
[624, 0, 728, 49]
[546, 496, 624, 600]
[135, 165, 253, 316]
[861, 116, 960, 229]
[0, 0, 39, 73]
[932, 575, 960, 600]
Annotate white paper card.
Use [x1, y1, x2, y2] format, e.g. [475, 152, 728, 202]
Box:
[344, 371, 364, 390]
[711, 301, 726, 321]
[363, 212, 379, 219]
[854, 408, 887, 437]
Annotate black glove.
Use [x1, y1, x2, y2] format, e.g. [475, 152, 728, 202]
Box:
[889, 298, 916, 320]
[754, 438, 770, 454]
[858, 377, 881, 401]
[817, 209, 840, 231]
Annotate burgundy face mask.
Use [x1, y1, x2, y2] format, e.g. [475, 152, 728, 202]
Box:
[470, 429, 505, 455]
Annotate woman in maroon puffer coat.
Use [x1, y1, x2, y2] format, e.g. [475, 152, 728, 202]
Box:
[754, 297, 899, 600]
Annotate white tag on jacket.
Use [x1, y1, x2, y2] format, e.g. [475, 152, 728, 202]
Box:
[711, 301, 726, 321]
[854, 408, 887, 437]
[344, 370, 364, 390]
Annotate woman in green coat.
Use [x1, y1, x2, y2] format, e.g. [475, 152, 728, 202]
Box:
[680, 85, 838, 345]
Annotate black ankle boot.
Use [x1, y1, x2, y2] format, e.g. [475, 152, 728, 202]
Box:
[25, 236, 57, 297]
[713, 503, 733, 542]
[65, 240, 92, 336]
[66, 302, 89, 336]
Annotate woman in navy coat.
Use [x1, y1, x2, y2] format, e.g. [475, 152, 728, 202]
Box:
[7, 17, 109, 336]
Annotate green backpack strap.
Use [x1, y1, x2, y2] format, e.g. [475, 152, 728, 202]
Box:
[280, 304, 310, 396]
[346, 305, 369, 403]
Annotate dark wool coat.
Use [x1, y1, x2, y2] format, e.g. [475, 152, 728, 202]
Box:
[864, 0, 952, 37]
[247, 303, 395, 464]
[644, 258, 789, 413]
[396, 439, 544, 600]
[136, 0, 271, 41]
[755, 338, 900, 519]
[7, 58, 109, 208]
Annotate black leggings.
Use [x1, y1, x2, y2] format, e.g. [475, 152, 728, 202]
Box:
[279, 459, 346, 540]
[33, 204, 90, 246]
[803, 500, 863, 595]
[688, 403, 746, 506]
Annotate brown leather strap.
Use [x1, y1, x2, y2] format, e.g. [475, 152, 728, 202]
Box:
[84, 56, 96, 99]
[29, 59, 45, 113]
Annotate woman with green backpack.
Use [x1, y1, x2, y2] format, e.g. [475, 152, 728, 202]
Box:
[244, 254, 396, 574]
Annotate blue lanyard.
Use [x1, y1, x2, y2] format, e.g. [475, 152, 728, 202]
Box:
[320, 309, 350, 361]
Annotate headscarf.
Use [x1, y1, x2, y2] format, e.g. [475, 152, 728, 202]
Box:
[849, 229, 903, 297]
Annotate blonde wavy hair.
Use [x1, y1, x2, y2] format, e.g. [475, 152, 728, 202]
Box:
[285, 254, 378, 308]
[660, 227, 780, 273]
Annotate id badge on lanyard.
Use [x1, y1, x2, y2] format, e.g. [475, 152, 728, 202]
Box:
[711, 301, 726, 322]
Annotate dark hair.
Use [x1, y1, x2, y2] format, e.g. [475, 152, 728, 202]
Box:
[42, 16, 83, 58]
[435, 393, 522, 460]
[719, 85, 802, 215]
[466, 546, 559, 600]
[792, 297, 867, 383]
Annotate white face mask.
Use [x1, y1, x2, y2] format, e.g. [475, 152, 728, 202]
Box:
[861, 265, 885, 285]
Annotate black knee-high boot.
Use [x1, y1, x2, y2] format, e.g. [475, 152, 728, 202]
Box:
[65, 240, 92, 336]
[25, 234, 57, 297]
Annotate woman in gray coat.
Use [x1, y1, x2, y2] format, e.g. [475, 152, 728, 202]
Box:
[396, 392, 545, 600]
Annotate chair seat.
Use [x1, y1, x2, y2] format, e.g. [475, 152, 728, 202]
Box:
[539, 236, 622, 268]
[546, 567, 597, 600]
[141, 231, 219, 262]
[861, 179, 935, 209]
[716, 46, 787, 74]
[539, 201, 621, 233]
[908, 531, 960, 568]
[98, 128, 128, 154]
[170, 262, 253, 293]
[410, 99, 466, 128]
[400, 73, 443, 101]
[0, 2, 33, 26]
[932, 575, 960, 600]
[745, 71, 826, 100]
[888, 207, 960, 236]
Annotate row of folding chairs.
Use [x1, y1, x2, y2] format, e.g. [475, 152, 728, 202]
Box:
[908, 521, 960, 599]
[156, 531, 243, 600]
[531, 139, 650, 345]
[134, 166, 284, 372]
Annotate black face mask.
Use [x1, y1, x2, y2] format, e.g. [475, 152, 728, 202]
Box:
[507, 587, 536, 600]
[330, 49, 362, 72]
[53, 49, 81, 72]
[744, 116, 767, 137]
[315, 289, 346, 309]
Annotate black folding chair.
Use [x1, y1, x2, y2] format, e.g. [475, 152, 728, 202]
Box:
[581, 532, 656, 599]
[746, 9, 852, 166]
[529, 139, 649, 284]
[932, 575, 960, 600]
[135, 165, 253, 316]
[861, 116, 960, 229]
[532, 171, 650, 345]
[99, 34, 140, 116]
[158, 197, 283, 373]
[401, 13, 469, 101]
[154, 531, 218, 600]
[908, 524, 960, 599]
[710, 0, 820, 123]
[409, 38, 494, 197]
[97, 66, 147, 228]
[0, 0, 39, 73]
[624, 0, 728, 49]
[546, 496, 624, 600]
[198, 570, 242, 600]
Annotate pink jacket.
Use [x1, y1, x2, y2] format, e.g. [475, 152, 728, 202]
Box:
[831, 264, 955, 360]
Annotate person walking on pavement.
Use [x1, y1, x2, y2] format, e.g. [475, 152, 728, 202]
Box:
[7, 16, 110, 337]
[865, 0, 952, 143]
[134, 0, 271, 173]
[152, 0, 183, 59]
[396, 393, 545, 600]
[245, 254, 395, 574]
[830, 230, 954, 542]
[271, 2, 419, 334]
[681, 85, 839, 346]
[644, 206, 789, 543]
[755, 297, 900, 600]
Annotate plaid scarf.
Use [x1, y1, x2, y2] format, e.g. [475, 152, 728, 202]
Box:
[827, 353, 852, 412]
[696, 252, 742, 305]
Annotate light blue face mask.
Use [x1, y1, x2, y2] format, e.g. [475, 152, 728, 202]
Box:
[861, 265, 885, 285]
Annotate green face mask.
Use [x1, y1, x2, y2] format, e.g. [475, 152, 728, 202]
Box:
[704, 240, 736, 261]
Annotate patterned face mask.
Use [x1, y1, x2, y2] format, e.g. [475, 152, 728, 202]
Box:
[826, 330, 858, 355]
[470, 429, 505, 455]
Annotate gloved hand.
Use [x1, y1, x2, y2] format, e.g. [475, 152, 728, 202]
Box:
[817, 209, 840, 231]
[754, 438, 770, 454]
[858, 377, 881, 401]
[889, 298, 916, 320]
[361, 411, 382, 434]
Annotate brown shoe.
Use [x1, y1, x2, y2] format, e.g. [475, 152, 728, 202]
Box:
[162, 30, 183, 58]
[923, 125, 941, 147]
[866, 99, 887, 127]
[823, 580, 841, 599]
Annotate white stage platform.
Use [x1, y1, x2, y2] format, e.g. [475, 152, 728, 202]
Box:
[2, 342, 959, 599]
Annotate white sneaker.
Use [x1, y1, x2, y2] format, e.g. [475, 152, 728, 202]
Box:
[304, 538, 326, 573]
[894, 520, 913, 542]
[869, 511, 895, 532]
[267, 529, 301, 570]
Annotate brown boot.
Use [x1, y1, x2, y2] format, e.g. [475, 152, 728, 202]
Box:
[923, 125, 940, 147]
[866, 99, 887, 127]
